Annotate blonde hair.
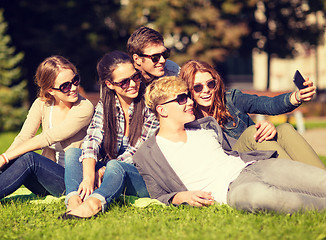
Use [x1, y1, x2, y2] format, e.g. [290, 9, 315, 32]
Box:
[145, 76, 188, 117]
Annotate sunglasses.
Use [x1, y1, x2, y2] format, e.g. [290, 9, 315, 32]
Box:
[138, 49, 170, 64]
[193, 79, 217, 93]
[111, 70, 143, 90]
[160, 92, 191, 105]
[52, 74, 80, 93]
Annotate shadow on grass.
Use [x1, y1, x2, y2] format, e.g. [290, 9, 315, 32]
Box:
[1, 193, 39, 204]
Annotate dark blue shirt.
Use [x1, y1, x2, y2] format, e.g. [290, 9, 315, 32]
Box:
[223, 89, 297, 139]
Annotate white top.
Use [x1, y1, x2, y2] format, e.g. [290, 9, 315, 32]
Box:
[156, 129, 251, 204]
[47, 102, 65, 167]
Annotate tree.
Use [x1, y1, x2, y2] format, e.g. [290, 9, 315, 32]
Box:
[238, 0, 325, 88]
[119, 0, 325, 88]
[0, 0, 127, 100]
[0, 9, 27, 131]
[118, 0, 249, 65]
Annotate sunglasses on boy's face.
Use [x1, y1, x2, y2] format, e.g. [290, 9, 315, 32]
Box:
[160, 92, 192, 105]
[52, 74, 80, 93]
[193, 79, 217, 93]
[138, 49, 170, 64]
[111, 70, 143, 90]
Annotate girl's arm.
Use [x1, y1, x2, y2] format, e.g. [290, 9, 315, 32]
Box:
[78, 157, 97, 200]
[1, 99, 42, 166]
[35, 97, 94, 148]
[77, 101, 105, 198]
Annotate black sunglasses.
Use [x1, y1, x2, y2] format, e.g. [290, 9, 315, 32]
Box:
[193, 79, 217, 93]
[111, 71, 143, 90]
[138, 49, 170, 63]
[160, 92, 191, 105]
[52, 74, 80, 93]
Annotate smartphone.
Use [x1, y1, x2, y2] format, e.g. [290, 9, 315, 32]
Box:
[293, 70, 307, 90]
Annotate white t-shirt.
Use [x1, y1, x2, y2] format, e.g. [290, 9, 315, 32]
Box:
[156, 129, 250, 204]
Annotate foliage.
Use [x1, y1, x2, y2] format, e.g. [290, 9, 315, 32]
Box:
[0, 0, 325, 95]
[0, 9, 27, 131]
[119, 0, 325, 67]
[0, 0, 127, 98]
[238, 0, 324, 57]
[119, 0, 250, 65]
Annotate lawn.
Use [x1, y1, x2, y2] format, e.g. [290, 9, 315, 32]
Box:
[1, 128, 326, 239]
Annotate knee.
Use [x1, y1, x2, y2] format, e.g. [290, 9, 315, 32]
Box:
[18, 151, 38, 163]
[13, 152, 40, 169]
[105, 160, 125, 175]
[276, 123, 295, 134]
[64, 148, 82, 166]
[229, 183, 270, 212]
[240, 125, 258, 143]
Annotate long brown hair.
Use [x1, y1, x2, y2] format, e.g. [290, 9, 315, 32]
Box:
[179, 60, 232, 125]
[35, 56, 77, 103]
[97, 51, 145, 160]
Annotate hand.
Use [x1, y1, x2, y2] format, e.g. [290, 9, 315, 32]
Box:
[172, 191, 215, 207]
[95, 166, 106, 188]
[77, 177, 95, 201]
[298, 77, 316, 102]
[0, 155, 7, 170]
[254, 120, 277, 143]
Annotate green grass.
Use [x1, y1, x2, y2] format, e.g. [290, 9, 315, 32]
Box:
[1, 128, 326, 239]
[1, 197, 326, 240]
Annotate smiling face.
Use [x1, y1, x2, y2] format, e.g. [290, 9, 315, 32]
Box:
[107, 62, 140, 105]
[134, 43, 167, 82]
[158, 91, 195, 126]
[192, 71, 217, 113]
[48, 68, 79, 107]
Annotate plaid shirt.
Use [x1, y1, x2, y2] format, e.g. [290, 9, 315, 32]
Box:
[79, 97, 159, 164]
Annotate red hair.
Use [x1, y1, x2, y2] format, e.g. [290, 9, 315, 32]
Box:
[179, 60, 233, 126]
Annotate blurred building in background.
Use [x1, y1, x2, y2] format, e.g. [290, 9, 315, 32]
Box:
[252, 11, 326, 97]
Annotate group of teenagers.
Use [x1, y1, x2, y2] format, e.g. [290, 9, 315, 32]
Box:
[1, 26, 326, 219]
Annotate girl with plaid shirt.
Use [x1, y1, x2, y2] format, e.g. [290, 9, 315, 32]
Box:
[61, 51, 159, 219]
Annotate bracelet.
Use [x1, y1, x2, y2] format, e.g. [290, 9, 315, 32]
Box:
[1, 153, 9, 164]
[295, 91, 302, 104]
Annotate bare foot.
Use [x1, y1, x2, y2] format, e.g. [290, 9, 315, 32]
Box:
[68, 197, 102, 218]
[67, 195, 83, 211]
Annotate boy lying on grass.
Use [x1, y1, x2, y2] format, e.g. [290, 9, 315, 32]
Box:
[133, 76, 326, 213]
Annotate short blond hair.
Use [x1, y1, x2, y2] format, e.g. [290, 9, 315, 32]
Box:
[145, 76, 188, 117]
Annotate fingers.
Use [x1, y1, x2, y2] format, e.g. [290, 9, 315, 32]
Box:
[77, 182, 94, 201]
[299, 77, 316, 102]
[189, 191, 214, 207]
[299, 87, 316, 102]
[264, 129, 277, 140]
[254, 121, 276, 142]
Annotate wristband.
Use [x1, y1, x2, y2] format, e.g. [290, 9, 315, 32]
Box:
[1, 153, 9, 164]
[295, 91, 302, 104]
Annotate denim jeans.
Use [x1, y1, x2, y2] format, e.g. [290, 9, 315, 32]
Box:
[0, 152, 65, 199]
[227, 158, 326, 213]
[64, 148, 149, 210]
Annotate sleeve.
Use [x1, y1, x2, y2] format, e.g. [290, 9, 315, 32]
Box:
[34, 96, 94, 148]
[8, 98, 43, 149]
[133, 150, 177, 205]
[79, 101, 105, 162]
[164, 59, 180, 77]
[230, 89, 297, 115]
[116, 107, 159, 164]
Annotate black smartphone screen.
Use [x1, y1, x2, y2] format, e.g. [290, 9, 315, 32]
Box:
[293, 70, 307, 90]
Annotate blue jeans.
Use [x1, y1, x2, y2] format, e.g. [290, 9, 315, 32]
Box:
[64, 148, 149, 210]
[0, 152, 65, 199]
[227, 158, 326, 213]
